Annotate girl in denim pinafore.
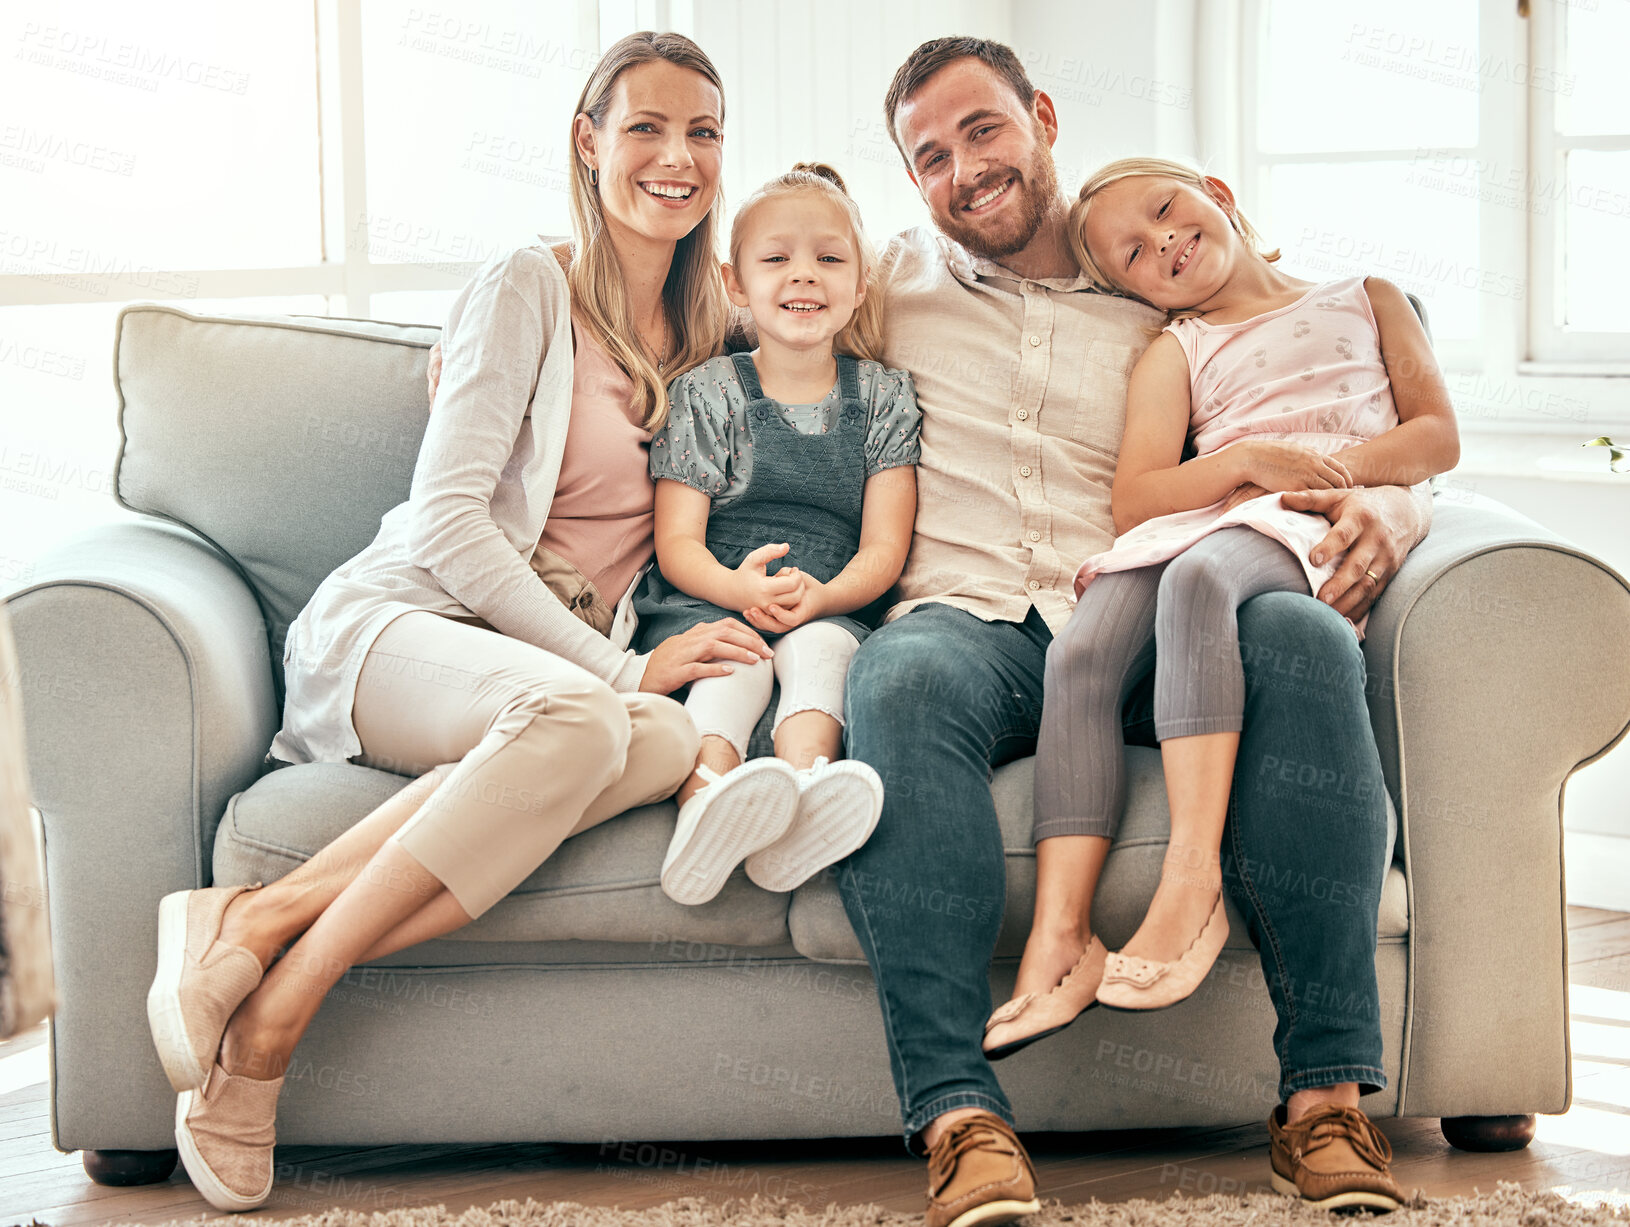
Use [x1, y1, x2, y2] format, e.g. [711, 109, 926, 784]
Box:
[636, 350, 875, 645]
[633, 163, 921, 907]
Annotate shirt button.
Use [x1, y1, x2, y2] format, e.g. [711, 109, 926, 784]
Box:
[1028, 580, 1041, 591]
[1015, 409, 1028, 420]
[1028, 335, 1041, 346]
[1019, 465, 1032, 477]
[1029, 530, 1042, 542]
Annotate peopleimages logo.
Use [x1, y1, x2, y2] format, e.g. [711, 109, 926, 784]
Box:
[0, 125, 136, 177]
[0, 231, 201, 297]
[17, 24, 252, 94]
[1341, 23, 1574, 94]
[1407, 150, 1630, 219]
[1288, 229, 1525, 302]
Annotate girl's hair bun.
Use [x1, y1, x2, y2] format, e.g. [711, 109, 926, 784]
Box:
[791, 161, 848, 194]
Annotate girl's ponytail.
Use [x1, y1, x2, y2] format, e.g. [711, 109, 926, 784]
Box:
[791, 161, 849, 192]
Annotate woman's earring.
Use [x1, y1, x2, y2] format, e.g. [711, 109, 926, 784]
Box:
[590, 166, 598, 187]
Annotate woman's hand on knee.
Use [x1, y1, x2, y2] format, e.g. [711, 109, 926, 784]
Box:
[638, 618, 773, 694]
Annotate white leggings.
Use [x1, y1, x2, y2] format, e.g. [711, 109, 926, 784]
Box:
[684, 620, 861, 760]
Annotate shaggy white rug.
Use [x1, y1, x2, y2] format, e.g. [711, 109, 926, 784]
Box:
[145, 1181, 1628, 1226]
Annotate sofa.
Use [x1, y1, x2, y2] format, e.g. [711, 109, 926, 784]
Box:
[7, 303, 1630, 1186]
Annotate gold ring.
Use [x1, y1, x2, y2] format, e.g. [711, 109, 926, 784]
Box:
[1364, 569, 1380, 581]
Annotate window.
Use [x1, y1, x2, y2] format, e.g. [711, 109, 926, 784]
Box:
[1223, 0, 1628, 435]
[4, 5, 322, 272]
[1, 3, 332, 563]
[0, 0, 596, 565]
[1528, 0, 1630, 359]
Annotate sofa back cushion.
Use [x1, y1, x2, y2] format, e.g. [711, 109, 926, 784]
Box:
[113, 306, 440, 657]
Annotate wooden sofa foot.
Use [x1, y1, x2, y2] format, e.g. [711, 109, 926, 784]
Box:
[82, 1148, 179, 1186]
[1440, 1114, 1536, 1152]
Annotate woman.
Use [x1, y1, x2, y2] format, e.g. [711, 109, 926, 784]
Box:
[144, 32, 767, 1212]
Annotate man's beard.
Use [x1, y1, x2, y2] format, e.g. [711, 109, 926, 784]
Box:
[937, 148, 1060, 263]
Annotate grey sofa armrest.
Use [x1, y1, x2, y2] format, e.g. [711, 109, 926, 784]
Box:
[4, 517, 277, 1148]
[1361, 492, 1630, 1118]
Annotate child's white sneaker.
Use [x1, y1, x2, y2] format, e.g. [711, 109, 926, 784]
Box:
[745, 757, 884, 893]
[661, 758, 799, 906]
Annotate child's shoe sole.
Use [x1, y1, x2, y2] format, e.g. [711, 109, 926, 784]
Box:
[746, 759, 883, 893]
[661, 759, 799, 906]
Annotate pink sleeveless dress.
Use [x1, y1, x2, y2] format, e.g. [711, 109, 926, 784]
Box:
[1073, 276, 1398, 613]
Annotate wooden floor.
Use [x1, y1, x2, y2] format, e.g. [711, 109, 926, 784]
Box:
[4, 907, 1627, 1224]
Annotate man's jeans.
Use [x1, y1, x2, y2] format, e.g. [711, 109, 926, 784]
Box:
[837, 596, 1392, 1149]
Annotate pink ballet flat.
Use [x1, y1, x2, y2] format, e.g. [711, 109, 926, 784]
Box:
[982, 936, 1107, 1061]
[1095, 894, 1229, 1011]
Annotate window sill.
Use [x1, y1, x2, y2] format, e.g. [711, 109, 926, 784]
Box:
[1449, 429, 1630, 484]
[1517, 362, 1630, 379]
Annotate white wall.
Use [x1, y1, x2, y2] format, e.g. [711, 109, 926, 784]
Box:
[1009, 0, 1199, 182]
[690, 0, 1011, 245]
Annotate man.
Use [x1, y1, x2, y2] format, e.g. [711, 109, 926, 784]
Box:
[839, 37, 1424, 1226]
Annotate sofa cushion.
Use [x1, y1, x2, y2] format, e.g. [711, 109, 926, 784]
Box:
[112, 306, 438, 674]
[215, 762, 791, 949]
[788, 747, 1410, 963]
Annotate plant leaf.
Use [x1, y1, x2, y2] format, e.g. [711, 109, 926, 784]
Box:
[1583, 437, 1628, 472]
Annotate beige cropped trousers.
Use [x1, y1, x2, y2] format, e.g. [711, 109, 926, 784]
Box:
[349, 610, 698, 918]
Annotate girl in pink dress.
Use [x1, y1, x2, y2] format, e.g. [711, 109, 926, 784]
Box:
[985, 157, 1459, 1057]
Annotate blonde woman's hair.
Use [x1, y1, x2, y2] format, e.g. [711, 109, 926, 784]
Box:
[727, 162, 886, 364]
[1067, 156, 1280, 309]
[568, 31, 728, 431]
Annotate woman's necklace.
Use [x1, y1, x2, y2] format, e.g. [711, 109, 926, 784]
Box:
[644, 310, 672, 373]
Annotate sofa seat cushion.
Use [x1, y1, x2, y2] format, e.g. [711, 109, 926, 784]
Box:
[215, 762, 792, 949]
[788, 747, 1409, 963]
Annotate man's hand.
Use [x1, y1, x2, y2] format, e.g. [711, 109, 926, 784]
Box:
[1280, 485, 1432, 619]
[426, 340, 444, 408]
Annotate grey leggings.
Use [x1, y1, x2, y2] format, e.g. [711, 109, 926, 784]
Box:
[1034, 527, 1311, 843]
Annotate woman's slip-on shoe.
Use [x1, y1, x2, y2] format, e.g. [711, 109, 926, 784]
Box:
[175, 1062, 283, 1212]
[147, 885, 266, 1093]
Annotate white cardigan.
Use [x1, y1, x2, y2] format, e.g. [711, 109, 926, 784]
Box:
[270, 246, 650, 766]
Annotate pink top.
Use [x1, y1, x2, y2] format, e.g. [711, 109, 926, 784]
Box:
[534, 317, 655, 603]
[1073, 276, 1400, 629]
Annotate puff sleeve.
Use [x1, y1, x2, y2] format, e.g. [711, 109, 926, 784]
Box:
[863, 364, 922, 477]
[648, 366, 738, 498]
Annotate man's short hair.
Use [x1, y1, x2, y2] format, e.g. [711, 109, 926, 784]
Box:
[883, 37, 1038, 167]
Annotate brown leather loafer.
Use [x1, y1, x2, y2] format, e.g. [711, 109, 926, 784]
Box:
[925, 1111, 1041, 1227]
[1268, 1102, 1405, 1212]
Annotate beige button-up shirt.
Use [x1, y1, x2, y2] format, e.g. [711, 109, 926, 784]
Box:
[876, 226, 1166, 633]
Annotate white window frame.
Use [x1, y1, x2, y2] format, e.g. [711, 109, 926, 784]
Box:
[1525, 0, 1630, 366]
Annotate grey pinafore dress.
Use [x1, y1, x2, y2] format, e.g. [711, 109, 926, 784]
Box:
[633, 352, 878, 651]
